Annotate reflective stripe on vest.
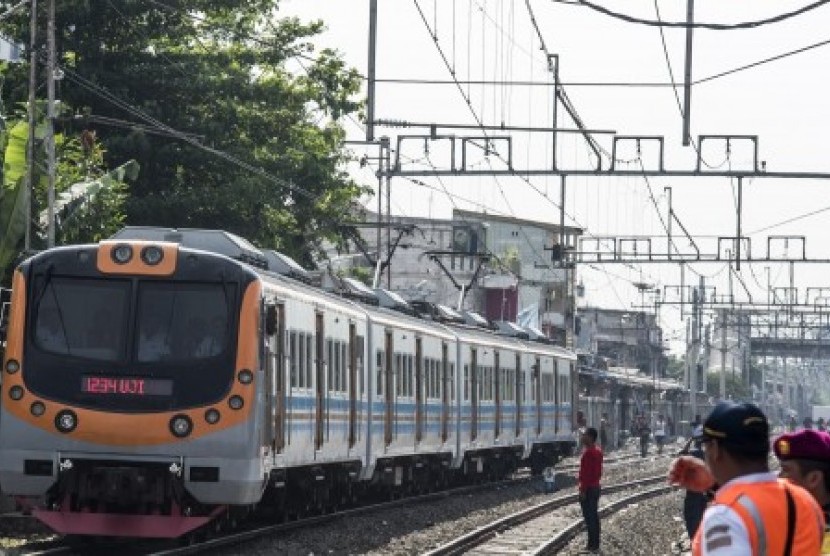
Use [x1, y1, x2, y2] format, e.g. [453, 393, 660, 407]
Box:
[736, 494, 767, 556]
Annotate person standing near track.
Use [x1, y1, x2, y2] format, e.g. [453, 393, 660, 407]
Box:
[668, 401, 824, 555]
[774, 429, 830, 554]
[578, 427, 603, 554]
[654, 414, 667, 455]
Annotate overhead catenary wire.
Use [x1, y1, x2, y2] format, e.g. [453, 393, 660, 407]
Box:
[564, 0, 830, 30]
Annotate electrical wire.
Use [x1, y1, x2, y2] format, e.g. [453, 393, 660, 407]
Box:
[696, 36, 830, 85]
[567, 0, 830, 30]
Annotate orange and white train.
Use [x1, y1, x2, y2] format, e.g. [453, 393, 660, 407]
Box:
[0, 227, 577, 538]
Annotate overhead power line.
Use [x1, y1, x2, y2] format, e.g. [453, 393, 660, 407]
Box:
[567, 0, 830, 30]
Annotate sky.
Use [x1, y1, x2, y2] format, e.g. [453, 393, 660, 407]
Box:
[278, 0, 830, 354]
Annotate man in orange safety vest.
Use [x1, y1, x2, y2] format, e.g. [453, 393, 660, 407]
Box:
[669, 401, 824, 555]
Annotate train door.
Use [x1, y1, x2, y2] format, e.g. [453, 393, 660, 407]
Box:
[348, 322, 357, 448]
[441, 342, 449, 443]
[534, 356, 542, 435]
[315, 312, 325, 451]
[384, 331, 394, 447]
[515, 353, 522, 437]
[494, 351, 501, 439]
[471, 347, 478, 442]
[275, 304, 286, 453]
[415, 337, 423, 443]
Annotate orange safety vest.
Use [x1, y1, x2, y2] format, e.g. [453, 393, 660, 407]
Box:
[692, 478, 824, 555]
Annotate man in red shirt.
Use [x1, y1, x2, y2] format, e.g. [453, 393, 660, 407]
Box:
[579, 426, 603, 553]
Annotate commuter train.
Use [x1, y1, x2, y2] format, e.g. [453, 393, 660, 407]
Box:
[0, 227, 577, 538]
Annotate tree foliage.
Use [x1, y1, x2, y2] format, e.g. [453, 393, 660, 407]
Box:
[0, 109, 135, 284]
[0, 1, 367, 268]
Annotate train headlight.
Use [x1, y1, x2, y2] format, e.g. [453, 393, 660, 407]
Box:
[237, 369, 253, 384]
[5, 359, 19, 374]
[141, 245, 164, 266]
[111, 244, 133, 264]
[170, 415, 193, 438]
[55, 410, 77, 433]
[30, 401, 46, 417]
[204, 409, 221, 425]
[8, 385, 24, 400]
[228, 395, 244, 410]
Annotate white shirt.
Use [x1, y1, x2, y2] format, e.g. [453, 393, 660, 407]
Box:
[697, 472, 779, 555]
[654, 420, 666, 436]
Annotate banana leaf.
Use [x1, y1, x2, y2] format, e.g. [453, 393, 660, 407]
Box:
[0, 121, 30, 279]
[40, 159, 139, 231]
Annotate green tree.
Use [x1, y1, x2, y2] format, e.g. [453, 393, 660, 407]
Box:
[0, 1, 367, 268]
[0, 113, 136, 284]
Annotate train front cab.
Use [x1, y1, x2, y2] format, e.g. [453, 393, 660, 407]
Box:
[0, 242, 268, 537]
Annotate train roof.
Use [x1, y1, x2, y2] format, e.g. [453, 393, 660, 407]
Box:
[112, 227, 270, 270]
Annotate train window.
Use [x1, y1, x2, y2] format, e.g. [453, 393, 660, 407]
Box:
[407, 355, 414, 397]
[450, 363, 455, 401]
[435, 361, 441, 399]
[356, 336, 365, 395]
[290, 331, 298, 388]
[305, 334, 314, 388]
[326, 339, 333, 392]
[33, 277, 130, 361]
[341, 342, 347, 394]
[463, 364, 469, 401]
[376, 350, 384, 396]
[298, 332, 306, 388]
[395, 353, 403, 396]
[137, 282, 231, 362]
[424, 359, 430, 400]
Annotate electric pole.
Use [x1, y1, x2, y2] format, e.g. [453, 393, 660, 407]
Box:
[45, 0, 56, 247]
[24, 0, 37, 251]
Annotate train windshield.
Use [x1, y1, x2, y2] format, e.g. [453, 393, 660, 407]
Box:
[136, 282, 232, 362]
[34, 277, 130, 362]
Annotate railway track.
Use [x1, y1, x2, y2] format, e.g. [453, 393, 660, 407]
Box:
[8, 469, 557, 556]
[422, 474, 671, 556]
[8, 453, 675, 555]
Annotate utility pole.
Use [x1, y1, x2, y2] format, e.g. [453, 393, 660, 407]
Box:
[45, 0, 56, 247]
[366, 0, 377, 142]
[24, 0, 37, 251]
[720, 308, 727, 400]
[682, 0, 694, 145]
[690, 284, 699, 420]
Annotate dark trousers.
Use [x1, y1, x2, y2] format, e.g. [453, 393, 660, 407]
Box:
[640, 434, 649, 457]
[683, 491, 708, 540]
[580, 486, 601, 550]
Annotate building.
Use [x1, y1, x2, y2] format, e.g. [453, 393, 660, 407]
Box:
[324, 207, 582, 345]
[575, 307, 667, 379]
